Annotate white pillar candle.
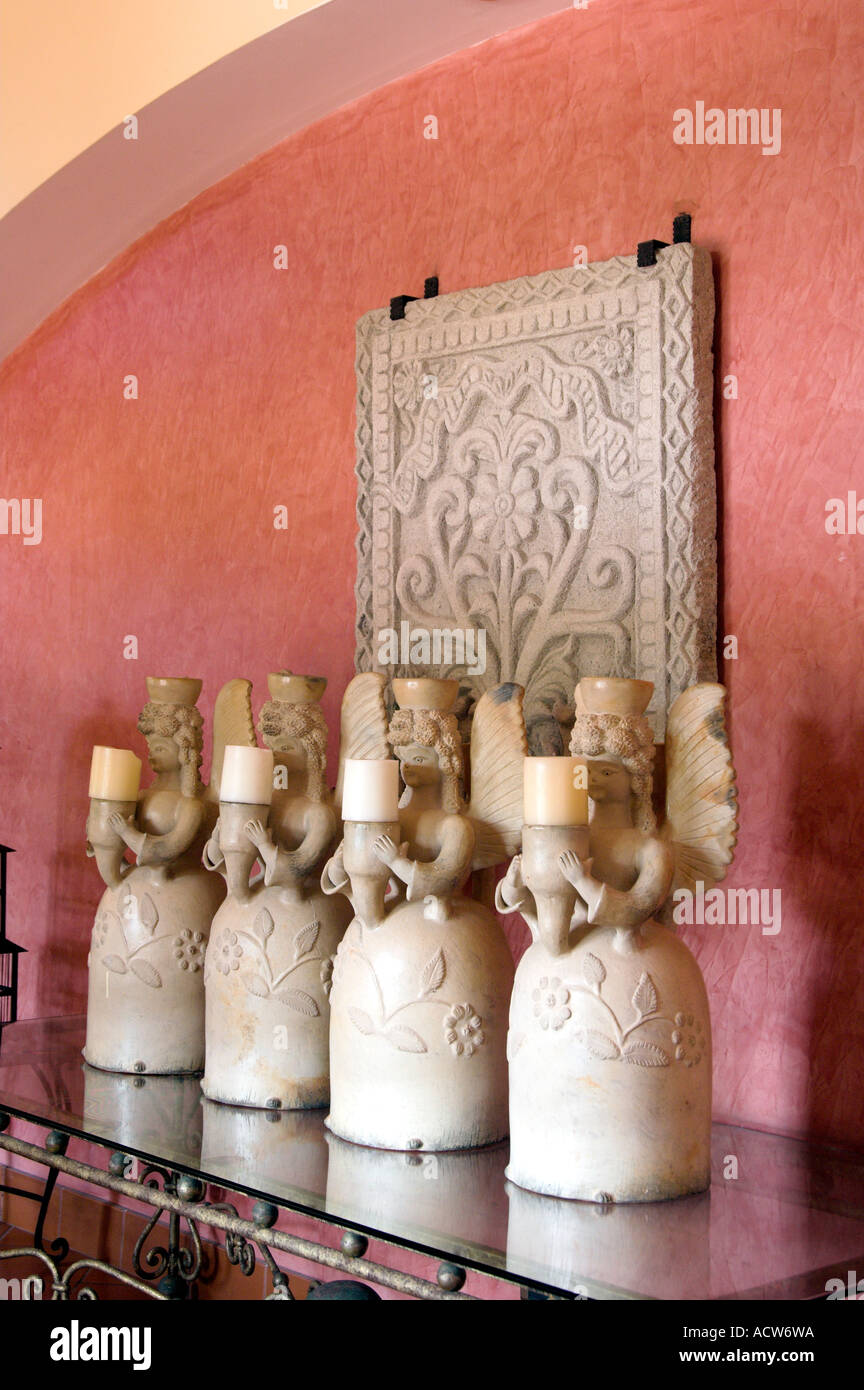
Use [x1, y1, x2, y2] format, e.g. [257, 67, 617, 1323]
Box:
[341, 758, 400, 822]
[220, 745, 274, 805]
[89, 746, 142, 801]
[523, 757, 588, 827]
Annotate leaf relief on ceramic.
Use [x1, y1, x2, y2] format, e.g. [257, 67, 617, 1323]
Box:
[205, 907, 332, 1019]
[531, 952, 703, 1069]
[96, 891, 187, 990]
[344, 944, 485, 1058]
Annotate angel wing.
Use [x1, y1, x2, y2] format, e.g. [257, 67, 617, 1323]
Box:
[467, 682, 528, 871]
[661, 683, 738, 905]
[206, 678, 256, 802]
[334, 672, 390, 815]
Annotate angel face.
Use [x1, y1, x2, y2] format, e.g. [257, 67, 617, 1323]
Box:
[583, 757, 631, 805]
[146, 735, 180, 775]
[397, 741, 441, 789]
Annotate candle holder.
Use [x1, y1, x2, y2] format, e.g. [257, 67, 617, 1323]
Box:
[201, 675, 351, 1113]
[323, 677, 525, 1154]
[513, 824, 590, 956]
[505, 676, 738, 1204]
[85, 797, 138, 889]
[324, 820, 401, 931]
[208, 801, 271, 904]
[84, 677, 225, 1077]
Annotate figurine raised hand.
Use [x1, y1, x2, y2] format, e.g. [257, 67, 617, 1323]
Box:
[557, 850, 600, 909]
[321, 838, 349, 894]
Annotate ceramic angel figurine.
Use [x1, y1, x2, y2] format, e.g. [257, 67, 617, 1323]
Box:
[501, 677, 738, 1203]
[84, 676, 246, 1075]
[201, 673, 351, 1111]
[322, 674, 525, 1153]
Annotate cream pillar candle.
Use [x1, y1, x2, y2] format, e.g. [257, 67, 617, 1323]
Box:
[341, 758, 400, 822]
[219, 745, 274, 804]
[88, 746, 142, 801]
[523, 757, 588, 826]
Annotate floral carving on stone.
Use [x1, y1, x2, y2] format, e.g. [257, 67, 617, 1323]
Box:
[354, 245, 718, 746]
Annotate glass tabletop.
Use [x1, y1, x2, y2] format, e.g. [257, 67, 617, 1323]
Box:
[2, 1015, 864, 1299]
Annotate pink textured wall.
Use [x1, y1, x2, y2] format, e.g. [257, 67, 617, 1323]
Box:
[1, 0, 862, 1150]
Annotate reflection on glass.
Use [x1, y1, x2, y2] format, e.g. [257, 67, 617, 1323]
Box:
[325, 1133, 509, 1258]
[201, 1100, 329, 1197]
[2, 1017, 864, 1299]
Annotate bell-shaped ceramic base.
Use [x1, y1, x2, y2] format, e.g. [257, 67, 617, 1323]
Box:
[327, 895, 514, 1152]
[84, 862, 225, 1075]
[507, 922, 711, 1202]
[201, 883, 352, 1110]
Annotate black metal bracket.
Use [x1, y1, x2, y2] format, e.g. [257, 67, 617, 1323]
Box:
[0, 1120, 69, 1262]
[637, 212, 692, 267]
[390, 276, 439, 321]
[0, 845, 24, 1030]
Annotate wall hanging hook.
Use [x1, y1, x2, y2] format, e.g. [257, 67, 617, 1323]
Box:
[637, 213, 691, 267]
[390, 276, 439, 321]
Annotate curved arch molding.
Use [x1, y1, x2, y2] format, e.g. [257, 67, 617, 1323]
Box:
[0, 0, 568, 363]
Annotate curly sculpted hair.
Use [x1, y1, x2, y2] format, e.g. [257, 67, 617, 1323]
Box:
[569, 711, 656, 832]
[257, 701, 328, 802]
[387, 708, 464, 814]
[137, 702, 204, 799]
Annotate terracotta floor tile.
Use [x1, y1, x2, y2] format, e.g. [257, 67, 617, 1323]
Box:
[194, 1242, 268, 1301]
[0, 1225, 40, 1253]
[58, 1187, 126, 1264]
[73, 1272, 154, 1302]
[0, 1227, 55, 1298]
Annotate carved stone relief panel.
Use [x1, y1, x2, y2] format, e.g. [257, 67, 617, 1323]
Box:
[354, 244, 717, 748]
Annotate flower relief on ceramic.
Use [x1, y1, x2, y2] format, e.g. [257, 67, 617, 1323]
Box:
[321, 673, 527, 1153]
[201, 672, 351, 1112]
[84, 676, 251, 1075]
[499, 676, 738, 1203]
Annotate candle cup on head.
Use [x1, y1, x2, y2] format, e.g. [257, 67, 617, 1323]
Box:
[217, 745, 275, 903]
[521, 757, 590, 957]
[87, 747, 142, 887]
[338, 759, 401, 930]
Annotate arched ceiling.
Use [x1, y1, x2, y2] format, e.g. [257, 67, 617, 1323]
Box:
[0, 0, 327, 217]
[0, 0, 569, 363]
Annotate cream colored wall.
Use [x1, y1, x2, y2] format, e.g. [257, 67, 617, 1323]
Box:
[0, 0, 329, 216]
